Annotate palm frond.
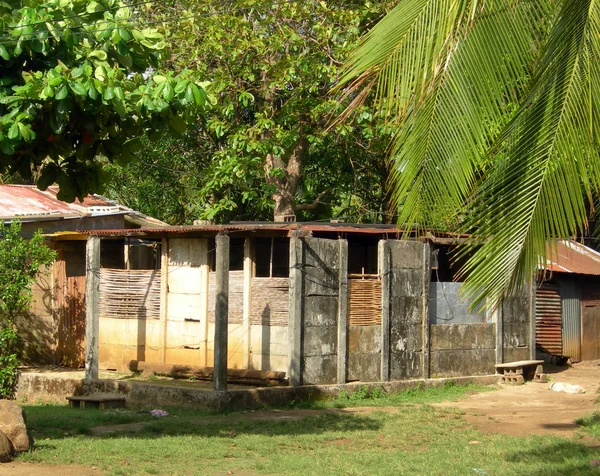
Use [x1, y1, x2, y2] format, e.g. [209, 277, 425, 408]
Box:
[460, 0, 600, 306]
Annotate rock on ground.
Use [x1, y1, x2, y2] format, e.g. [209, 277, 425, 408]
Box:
[0, 400, 32, 452]
[0, 430, 13, 462]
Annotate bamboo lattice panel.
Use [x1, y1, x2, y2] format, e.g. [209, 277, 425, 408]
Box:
[208, 270, 244, 324]
[99, 269, 161, 320]
[348, 275, 382, 326]
[251, 278, 289, 326]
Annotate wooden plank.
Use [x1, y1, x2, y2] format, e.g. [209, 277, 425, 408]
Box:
[494, 359, 543, 369]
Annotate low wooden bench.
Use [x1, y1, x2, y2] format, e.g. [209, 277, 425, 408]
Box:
[494, 360, 546, 385]
[66, 395, 126, 410]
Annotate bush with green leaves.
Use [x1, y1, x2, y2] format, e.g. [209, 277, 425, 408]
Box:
[0, 221, 56, 398]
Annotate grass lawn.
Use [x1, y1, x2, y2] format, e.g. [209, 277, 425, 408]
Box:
[16, 383, 600, 475]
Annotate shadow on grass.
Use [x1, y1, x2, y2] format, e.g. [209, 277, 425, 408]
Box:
[23, 405, 383, 443]
[505, 440, 600, 475]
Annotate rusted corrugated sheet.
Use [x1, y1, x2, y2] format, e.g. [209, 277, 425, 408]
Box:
[545, 241, 600, 276]
[535, 284, 562, 355]
[0, 185, 77, 218]
[560, 277, 582, 362]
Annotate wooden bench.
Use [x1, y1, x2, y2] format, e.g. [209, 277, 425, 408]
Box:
[494, 360, 546, 385]
[66, 395, 127, 410]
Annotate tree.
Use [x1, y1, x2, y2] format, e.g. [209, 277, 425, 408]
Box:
[0, 221, 56, 397]
[339, 0, 600, 305]
[0, 0, 207, 202]
[109, 0, 395, 223]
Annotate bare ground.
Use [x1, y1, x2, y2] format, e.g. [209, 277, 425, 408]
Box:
[434, 361, 600, 441]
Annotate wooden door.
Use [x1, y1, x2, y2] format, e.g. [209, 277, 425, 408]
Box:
[55, 243, 87, 367]
[582, 305, 600, 361]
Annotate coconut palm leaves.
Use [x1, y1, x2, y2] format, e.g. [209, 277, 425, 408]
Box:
[339, 0, 600, 306]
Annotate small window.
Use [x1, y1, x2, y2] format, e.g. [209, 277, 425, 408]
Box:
[207, 237, 244, 271]
[255, 237, 289, 277]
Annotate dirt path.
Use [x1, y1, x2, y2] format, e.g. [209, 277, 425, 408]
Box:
[0, 462, 102, 475]
[435, 361, 600, 440]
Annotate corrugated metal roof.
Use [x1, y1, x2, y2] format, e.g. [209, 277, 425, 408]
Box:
[79, 222, 468, 242]
[0, 184, 167, 227]
[544, 240, 600, 275]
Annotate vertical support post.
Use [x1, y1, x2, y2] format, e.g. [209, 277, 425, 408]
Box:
[159, 238, 169, 363]
[529, 277, 536, 360]
[379, 240, 390, 381]
[199, 239, 210, 366]
[243, 238, 253, 369]
[337, 239, 348, 384]
[214, 234, 229, 391]
[422, 243, 431, 379]
[288, 236, 303, 387]
[124, 237, 131, 270]
[85, 236, 100, 380]
[496, 300, 504, 364]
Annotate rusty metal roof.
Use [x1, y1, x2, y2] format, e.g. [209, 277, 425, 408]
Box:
[544, 240, 600, 275]
[79, 222, 468, 243]
[0, 184, 167, 227]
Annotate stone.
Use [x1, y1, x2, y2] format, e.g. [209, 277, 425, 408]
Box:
[0, 400, 32, 452]
[0, 430, 13, 462]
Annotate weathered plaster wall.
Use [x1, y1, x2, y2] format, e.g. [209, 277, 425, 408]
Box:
[301, 238, 341, 385]
[429, 323, 496, 377]
[502, 285, 533, 362]
[347, 325, 380, 381]
[250, 324, 288, 372]
[388, 241, 429, 380]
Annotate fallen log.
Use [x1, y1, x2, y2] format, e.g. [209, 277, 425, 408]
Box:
[128, 360, 288, 386]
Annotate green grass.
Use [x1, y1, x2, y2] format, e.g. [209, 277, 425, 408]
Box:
[16, 384, 600, 475]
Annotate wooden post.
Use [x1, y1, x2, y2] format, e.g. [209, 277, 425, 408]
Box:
[85, 236, 101, 380]
[337, 239, 348, 384]
[379, 240, 390, 381]
[288, 236, 303, 387]
[159, 238, 169, 363]
[214, 234, 229, 391]
[422, 243, 431, 379]
[243, 238, 253, 369]
[124, 237, 131, 270]
[199, 239, 210, 366]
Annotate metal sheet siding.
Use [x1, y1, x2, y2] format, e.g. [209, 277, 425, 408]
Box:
[560, 278, 582, 362]
[535, 284, 562, 355]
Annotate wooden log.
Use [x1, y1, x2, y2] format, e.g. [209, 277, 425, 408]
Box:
[129, 360, 287, 384]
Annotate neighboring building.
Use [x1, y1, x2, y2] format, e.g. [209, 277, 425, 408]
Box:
[535, 240, 600, 363]
[0, 184, 165, 236]
[0, 184, 167, 366]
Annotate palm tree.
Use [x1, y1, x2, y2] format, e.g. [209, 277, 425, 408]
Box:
[338, 0, 600, 306]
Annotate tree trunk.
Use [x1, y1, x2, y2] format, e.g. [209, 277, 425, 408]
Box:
[265, 135, 307, 222]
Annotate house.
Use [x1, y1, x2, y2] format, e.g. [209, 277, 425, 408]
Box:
[72, 223, 534, 387]
[535, 240, 600, 363]
[0, 184, 167, 365]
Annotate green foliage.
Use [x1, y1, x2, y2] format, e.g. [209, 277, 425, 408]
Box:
[0, 327, 19, 398]
[339, 0, 600, 306]
[104, 0, 395, 223]
[0, 0, 208, 202]
[0, 220, 55, 397]
[0, 221, 56, 322]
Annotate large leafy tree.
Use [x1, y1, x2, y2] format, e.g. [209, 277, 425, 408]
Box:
[0, 0, 207, 202]
[106, 0, 395, 223]
[339, 0, 600, 305]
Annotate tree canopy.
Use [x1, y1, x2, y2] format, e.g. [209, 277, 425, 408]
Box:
[104, 0, 396, 224]
[339, 0, 600, 305]
[0, 0, 207, 202]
